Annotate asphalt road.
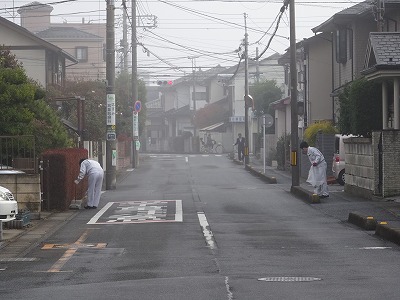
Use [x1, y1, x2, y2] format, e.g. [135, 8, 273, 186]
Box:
[1, 154, 400, 299]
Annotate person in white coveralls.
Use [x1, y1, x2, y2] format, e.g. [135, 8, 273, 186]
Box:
[74, 158, 104, 209]
[300, 141, 329, 198]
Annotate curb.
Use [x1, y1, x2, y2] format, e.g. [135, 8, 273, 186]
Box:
[375, 221, 400, 246]
[291, 186, 320, 204]
[244, 164, 277, 184]
[347, 212, 377, 231]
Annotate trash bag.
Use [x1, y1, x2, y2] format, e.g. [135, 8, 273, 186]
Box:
[306, 167, 317, 187]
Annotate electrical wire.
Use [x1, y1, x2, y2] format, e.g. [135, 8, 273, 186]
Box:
[252, 0, 289, 61]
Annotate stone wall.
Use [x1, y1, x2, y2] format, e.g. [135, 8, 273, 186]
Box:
[0, 173, 41, 215]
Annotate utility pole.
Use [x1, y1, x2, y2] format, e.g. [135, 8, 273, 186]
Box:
[106, 0, 117, 190]
[255, 47, 260, 83]
[122, 1, 128, 72]
[190, 57, 197, 151]
[244, 13, 250, 165]
[132, 0, 138, 168]
[289, 0, 299, 187]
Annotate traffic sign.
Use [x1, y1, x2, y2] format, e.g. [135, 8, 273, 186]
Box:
[134, 100, 142, 113]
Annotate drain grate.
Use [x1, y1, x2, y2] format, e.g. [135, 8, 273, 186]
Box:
[258, 277, 322, 282]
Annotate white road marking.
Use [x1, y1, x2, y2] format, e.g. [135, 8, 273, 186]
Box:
[175, 200, 183, 222]
[197, 212, 216, 249]
[185, 156, 188, 163]
[87, 202, 113, 224]
[359, 247, 392, 250]
[87, 200, 183, 224]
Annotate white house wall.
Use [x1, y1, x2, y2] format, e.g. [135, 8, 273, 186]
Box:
[164, 91, 177, 112]
[274, 109, 286, 138]
[233, 76, 246, 116]
[307, 33, 333, 123]
[208, 79, 225, 104]
[0, 26, 46, 87]
[189, 85, 207, 110]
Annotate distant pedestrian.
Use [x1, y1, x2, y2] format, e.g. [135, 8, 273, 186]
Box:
[74, 158, 104, 209]
[300, 141, 329, 198]
[206, 133, 214, 151]
[234, 133, 245, 161]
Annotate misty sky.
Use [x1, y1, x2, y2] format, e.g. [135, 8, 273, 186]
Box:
[2, 0, 358, 79]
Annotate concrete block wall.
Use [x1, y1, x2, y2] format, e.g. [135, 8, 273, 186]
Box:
[345, 132, 400, 198]
[0, 174, 41, 213]
[343, 137, 374, 195]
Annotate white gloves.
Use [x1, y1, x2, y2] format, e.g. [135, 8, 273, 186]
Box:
[74, 179, 79, 185]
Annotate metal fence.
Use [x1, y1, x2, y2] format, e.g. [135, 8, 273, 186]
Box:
[0, 135, 36, 173]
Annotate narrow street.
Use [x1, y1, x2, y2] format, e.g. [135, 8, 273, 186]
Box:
[1, 154, 400, 300]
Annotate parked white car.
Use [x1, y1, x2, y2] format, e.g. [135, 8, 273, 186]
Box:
[0, 186, 18, 222]
[332, 134, 354, 186]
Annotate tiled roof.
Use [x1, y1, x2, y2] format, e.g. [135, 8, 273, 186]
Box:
[36, 27, 103, 40]
[369, 32, 400, 66]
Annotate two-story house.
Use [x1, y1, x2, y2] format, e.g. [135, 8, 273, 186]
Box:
[148, 66, 227, 153]
[222, 53, 284, 153]
[17, 1, 106, 81]
[311, 0, 400, 126]
[0, 16, 77, 89]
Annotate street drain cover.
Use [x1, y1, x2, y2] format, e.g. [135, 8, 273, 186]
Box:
[258, 277, 322, 282]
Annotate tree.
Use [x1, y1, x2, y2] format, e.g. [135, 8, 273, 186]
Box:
[46, 80, 107, 141]
[250, 79, 283, 116]
[337, 78, 382, 137]
[115, 72, 147, 137]
[250, 79, 283, 137]
[0, 47, 72, 155]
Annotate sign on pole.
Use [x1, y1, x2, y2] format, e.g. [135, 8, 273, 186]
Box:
[106, 94, 116, 140]
[134, 100, 142, 113]
[133, 111, 139, 137]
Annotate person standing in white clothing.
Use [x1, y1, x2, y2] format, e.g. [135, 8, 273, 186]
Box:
[74, 159, 104, 209]
[300, 141, 329, 198]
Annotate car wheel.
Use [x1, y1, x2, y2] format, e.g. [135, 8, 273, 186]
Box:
[337, 169, 345, 186]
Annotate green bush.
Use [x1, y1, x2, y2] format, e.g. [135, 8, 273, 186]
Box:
[303, 121, 337, 146]
[337, 77, 382, 137]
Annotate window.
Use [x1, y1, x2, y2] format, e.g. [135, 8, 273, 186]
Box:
[76, 47, 88, 62]
[336, 28, 347, 63]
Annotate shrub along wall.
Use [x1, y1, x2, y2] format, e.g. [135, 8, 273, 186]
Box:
[42, 148, 88, 211]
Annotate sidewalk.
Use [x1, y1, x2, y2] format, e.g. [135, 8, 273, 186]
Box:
[0, 210, 79, 258]
[0, 168, 130, 256]
[231, 154, 400, 247]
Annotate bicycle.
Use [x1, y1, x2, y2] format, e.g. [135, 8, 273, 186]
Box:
[200, 138, 224, 154]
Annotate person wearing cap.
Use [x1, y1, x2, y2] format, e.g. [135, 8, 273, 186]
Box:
[300, 141, 329, 198]
[74, 158, 104, 209]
